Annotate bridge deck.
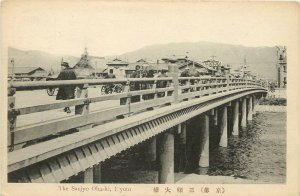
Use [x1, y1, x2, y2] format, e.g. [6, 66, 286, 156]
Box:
[9, 89, 264, 177]
[7, 74, 268, 183]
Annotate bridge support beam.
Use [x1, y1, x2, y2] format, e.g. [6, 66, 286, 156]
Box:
[93, 164, 102, 183]
[241, 98, 247, 131]
[219, 107, 228, 147]
[158, 130, 174, 184]
[247, 96, 253, 122]
[199, 114, 209, 167]
[232, 101, 239, 136]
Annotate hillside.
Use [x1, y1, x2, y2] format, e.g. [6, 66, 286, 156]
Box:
[7, 41, 278, 79]
[7, 47, 80, 72]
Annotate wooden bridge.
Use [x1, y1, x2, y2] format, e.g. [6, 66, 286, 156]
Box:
[7, 65, 268, 183]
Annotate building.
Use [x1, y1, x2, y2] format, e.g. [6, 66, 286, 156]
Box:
[161, 55, 215, 75]
[125, 59, 169, 77]
[8, 66, 48, 81]
[72, 48, 95, 79]
[90, 68, 108, 78]
[202, 57, 230, 76]
[276, 47, 287, 88]
[106, 58, 129, 78]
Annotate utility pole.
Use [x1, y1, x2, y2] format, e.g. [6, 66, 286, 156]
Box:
[193, 58, 195, 68]
[210, 55, 216, 61]
[95, 61, 97, 78]
[10, 58, 15, 81]
[186, 52, 189, 69]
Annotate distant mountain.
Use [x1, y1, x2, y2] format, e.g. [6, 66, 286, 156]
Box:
[7, 41, 279, 79]
[7, 47, 107, 73]
[8, 47, 79, 72]
[117, 41, 278, 80]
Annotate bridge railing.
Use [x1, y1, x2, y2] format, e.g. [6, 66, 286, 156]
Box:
[7, 72, 268, 151]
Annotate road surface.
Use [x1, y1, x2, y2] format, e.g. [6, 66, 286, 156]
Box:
[14, 87, 119, 128]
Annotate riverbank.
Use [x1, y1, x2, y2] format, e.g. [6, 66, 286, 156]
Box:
[255, 105, 286, 112]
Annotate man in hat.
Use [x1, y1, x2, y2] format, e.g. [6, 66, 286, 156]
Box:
[180, 67, 190, 77]
[56, 62, 77, 113]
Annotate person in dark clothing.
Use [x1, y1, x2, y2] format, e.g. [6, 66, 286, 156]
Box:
[131, 65, 142, 78]
[105, 69, 116, 79]
[104, 69, 116, 93]
[56, 62, 77, 113]
[180, 67, 191, 77]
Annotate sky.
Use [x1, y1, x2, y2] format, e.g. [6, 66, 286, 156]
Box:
[2, 1, 299, 57]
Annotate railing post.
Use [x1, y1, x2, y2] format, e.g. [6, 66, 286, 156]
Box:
[226, 75, 230, 91]
[120, 79, 131, 109]
[168, 65, 179, 103]
[7, 87, 18, 151]
[75, 84, 89, 115]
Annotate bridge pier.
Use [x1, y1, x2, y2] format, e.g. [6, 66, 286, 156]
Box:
[93, 164, 102, 183]
[247, 96, 253, 121]
[158, 129, 174, 184]
[83, 168, 93, 183]
[252, 95, 257, 115]
[219, 106, 228, 147]
[93, 163, 101, 184]
[178, 122, 188, 172]
[198, 114, 209, 167]
[146, 137, 157, 169]
[241, 98, 247, 131]
[232, 101, 239, 136]
[213, 108, 218, 126]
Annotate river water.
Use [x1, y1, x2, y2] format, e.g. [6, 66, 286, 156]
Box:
[76, 112, 286, 184]
[207, 112, 286, 183]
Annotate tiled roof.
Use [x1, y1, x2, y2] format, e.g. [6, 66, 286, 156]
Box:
[162, 55, 188, 61]
[107, 58, 128, 65]
[126, 63, 169, 71]
[8, 67, 46, 74]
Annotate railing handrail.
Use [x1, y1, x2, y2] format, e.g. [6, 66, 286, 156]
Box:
[8, 77, 266, 91]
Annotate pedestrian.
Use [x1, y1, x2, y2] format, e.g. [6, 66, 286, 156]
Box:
[180, 67, 190, 77]
[105, 69, 116, 79]
[56, 62, 77, 113]
[104, 69, 116, 94]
